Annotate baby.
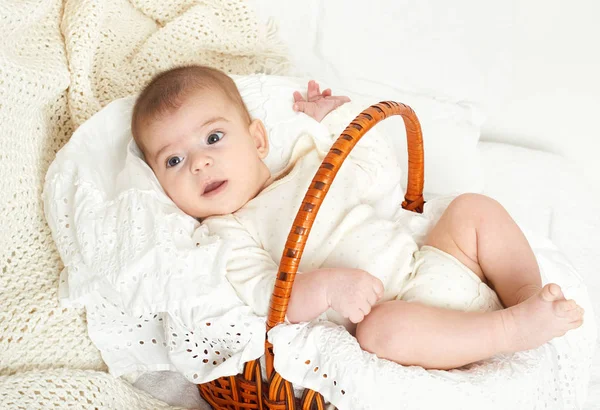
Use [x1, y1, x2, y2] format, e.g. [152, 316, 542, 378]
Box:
[131, 65, 584, 370]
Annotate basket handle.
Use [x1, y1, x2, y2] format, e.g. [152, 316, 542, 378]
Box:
[264, 101, 424, 374]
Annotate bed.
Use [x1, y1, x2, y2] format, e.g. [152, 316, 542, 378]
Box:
[1, 0, 598, 408]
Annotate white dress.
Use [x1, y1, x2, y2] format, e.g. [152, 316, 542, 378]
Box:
[204, 128, 501, 332]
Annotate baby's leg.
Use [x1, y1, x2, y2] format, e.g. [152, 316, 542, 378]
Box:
[405, 193, 584, 362]
[356, 284, 582, 369]
[423, 193, 541, 307]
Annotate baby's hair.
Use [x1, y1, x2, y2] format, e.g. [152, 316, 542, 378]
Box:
[131, 65, 251, 153]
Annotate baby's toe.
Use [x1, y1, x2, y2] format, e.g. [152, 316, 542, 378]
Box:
[570, 318, 584, 329]
[566, 307, 584, 322]
[541, 283, 564, 302]
[559, 299, 577, 311]
[554, 299, 575, 318]
[555, 300, 583, 319]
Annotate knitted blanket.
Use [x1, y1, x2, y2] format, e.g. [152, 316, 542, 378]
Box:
[0, 0, 287, 407]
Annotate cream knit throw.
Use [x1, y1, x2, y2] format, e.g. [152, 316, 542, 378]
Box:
[0, 0, 287, 407]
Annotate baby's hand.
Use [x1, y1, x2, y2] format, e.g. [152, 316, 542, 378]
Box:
[323, 268, 384, 323]
[293, 80, 351, 122]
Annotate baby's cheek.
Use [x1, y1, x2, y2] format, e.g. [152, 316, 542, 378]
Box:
[164, 179, 187, 206]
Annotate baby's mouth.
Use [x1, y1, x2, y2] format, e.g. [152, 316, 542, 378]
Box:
[202, 180, 227, 196]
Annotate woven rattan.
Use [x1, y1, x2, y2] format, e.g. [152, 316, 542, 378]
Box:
[199, 101, 425, 409]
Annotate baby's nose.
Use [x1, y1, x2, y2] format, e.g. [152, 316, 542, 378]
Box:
[192, 153, 213, 172]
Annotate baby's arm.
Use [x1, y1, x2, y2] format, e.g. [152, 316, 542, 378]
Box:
[204, 214, 383, 323]
[292, 80, 350, 122]
[287, 267, 384, 324]
[204, 214, 279, 317]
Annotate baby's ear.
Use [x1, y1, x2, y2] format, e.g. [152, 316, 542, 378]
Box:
[249, 119, 269, 159]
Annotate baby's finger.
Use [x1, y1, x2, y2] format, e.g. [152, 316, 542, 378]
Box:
[359, 300, 372, 317]
[349, 310, 365, 324]
[307, 80, 318, 100]
[327, 95, 351, 103]
[308, 81, 322, 102]
[293, 91, 305, 103]
[293, 100, 305, 112]
[366, 291, 379, 306]
[322, 88, 332, 97]
[293, 101, 316, 118]
[372, 278, 384, 299]
[324, 97, 350, 111]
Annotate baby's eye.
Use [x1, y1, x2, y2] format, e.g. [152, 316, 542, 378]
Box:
[207, 131, 224, 145]
[166, 156, 183, 168]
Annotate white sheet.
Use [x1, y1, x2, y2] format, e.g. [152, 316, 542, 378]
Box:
[477, 141, 600, 410]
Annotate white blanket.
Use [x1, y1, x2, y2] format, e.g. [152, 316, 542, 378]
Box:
[0, 0, 287, 408]
[271, 238, 596, 409]
[44, 95, 597, 409]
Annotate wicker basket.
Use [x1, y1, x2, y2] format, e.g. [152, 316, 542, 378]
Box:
[198, 101, 425, 409]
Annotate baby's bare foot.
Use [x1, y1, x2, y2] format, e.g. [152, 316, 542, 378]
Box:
[500, 283, 584, 353]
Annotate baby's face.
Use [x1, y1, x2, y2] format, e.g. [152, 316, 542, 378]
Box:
[140, 88, 270, 219]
